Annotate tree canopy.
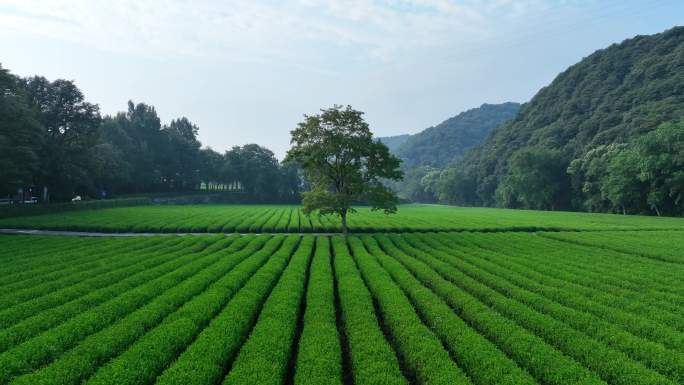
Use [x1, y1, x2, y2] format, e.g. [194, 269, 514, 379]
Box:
[421, 26, 684, 216]
[379, 102, 519, 203]
[0, 66, 44, 197]
[286, 105, 403, 233]
[0, 63, 301, 203]
[387, 102, 520, 168]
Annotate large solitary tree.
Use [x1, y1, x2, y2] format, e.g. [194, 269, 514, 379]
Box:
[286, 105, 403, 234]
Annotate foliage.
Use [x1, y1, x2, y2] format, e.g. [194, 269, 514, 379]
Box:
[391, 102, 520, 168]
[372, 234, 539, 385]
[431, 27, 684, 215]
[377, 134, 410, 153]
[23, 75, 102, 201]
[0, 224, 683, 384]
[2, 204, 684, 233]
[422, 166, 478, 205]
[632, 121, 684, 215]
[495, 147, 571, 210]
[568, 121, 684, 215]
[379, 103, 519, 203]
[153, 237, 297, 385]
[0, 65, 44, 197]
[387, 166, 437, 203]
[224, 144, 280, 201]
[330, 236, 408, 385]
[348, 236, 470, 385]
[294, 237, 343, 385]
[87, 236, 297, 385]
[222, 236, 311, 385]
[286, 105, 403, 233]
[567, 143, 627, 211]
[407, 233, 680, 385]
[0, 64, 302, 203]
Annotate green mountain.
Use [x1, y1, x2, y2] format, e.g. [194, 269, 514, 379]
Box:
[437, 26, 684, 215]
[378, 134, 410, 153]
[380, 102, 520, 168]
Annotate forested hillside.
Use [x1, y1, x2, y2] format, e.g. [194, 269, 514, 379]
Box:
[380, 103, 520, 168]
[426, 26, 683, 216]
[378, 134, 410, 153]
[379, 103, 520, 202]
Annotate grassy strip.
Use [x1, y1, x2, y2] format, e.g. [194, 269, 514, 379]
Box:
[221, 235, 313, 384]
[368, 235, 537, 385]
[347, 236, 471, 385]
[330, 236, 407, 385]
[30, 236, 293, 385]
[294, 237, 343, 385]
[154, 236, 308, 385]
[421, 233, 684, 380]
[0, 237, 212, 352]
[0, 236, 236, 383]
[393, 235, 675, 385]
[384, 235, 605, 385]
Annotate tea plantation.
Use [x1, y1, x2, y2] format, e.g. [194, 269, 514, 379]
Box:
[0, 205, 683, 385]
[1, 204, 683, 233]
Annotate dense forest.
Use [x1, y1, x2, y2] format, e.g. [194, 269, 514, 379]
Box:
[381, 103, 520, 202]
[378, 134, 410, 153]
[386, 102, 520, 168]
[418, 26, 684, 216]
[0, 65, 300, 203]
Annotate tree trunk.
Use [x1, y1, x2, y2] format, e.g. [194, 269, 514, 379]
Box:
[654, 205, 661, 217]
[340, 208, 348, 236]
[621, 205, 626, 215]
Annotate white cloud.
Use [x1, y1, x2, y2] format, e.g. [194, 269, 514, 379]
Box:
[0, 0, 553, 66]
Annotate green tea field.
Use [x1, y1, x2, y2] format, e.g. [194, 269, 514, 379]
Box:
[3, 8, 684, 385]
[0, 209, 683, 385]
[2, 204, 683, 233]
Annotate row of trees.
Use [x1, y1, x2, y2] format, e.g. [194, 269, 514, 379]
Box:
[567, 121, 683, 216]
[414, 121, 683, 216]
[0, 64, 300, 202]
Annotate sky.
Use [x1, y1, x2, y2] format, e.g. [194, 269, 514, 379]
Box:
[1, 0, 682, 158]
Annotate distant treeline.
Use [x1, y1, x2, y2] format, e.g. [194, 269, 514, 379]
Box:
[395, 26, 684, 216]
[0, 64, 301, 203]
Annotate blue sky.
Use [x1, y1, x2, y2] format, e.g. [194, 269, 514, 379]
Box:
[1, 0, 682, 157]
